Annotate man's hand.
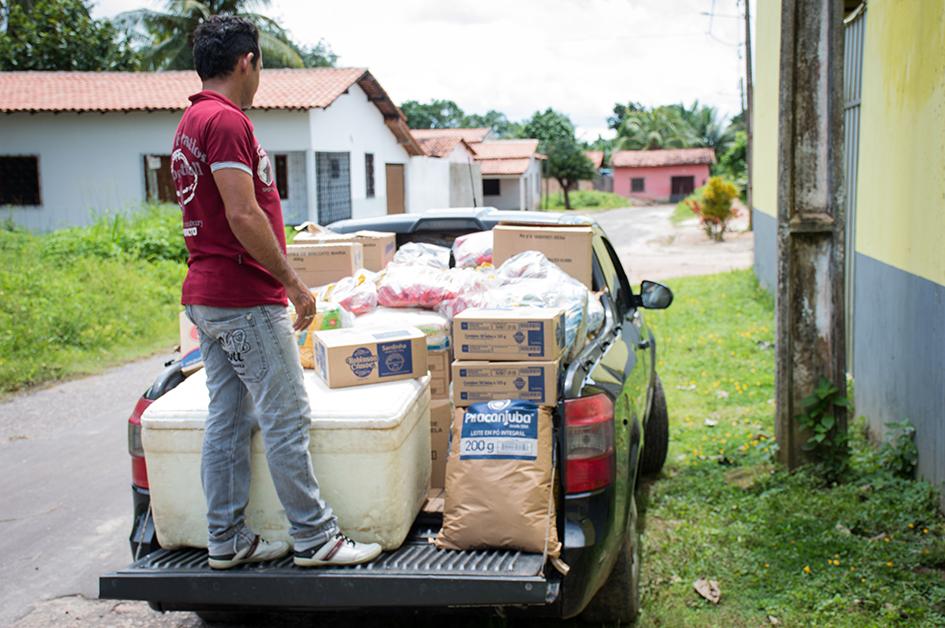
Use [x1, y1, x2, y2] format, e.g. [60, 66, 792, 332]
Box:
[288, 281, 317, 331]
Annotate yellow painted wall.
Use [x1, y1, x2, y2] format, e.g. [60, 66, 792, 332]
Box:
[751, 0, 781, 217]
[855, 0, 945, 285]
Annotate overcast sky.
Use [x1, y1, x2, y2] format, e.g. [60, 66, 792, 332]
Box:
[91, 0, 754, 140]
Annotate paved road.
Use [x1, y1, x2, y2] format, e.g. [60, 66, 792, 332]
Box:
[0, 352, 177, 626]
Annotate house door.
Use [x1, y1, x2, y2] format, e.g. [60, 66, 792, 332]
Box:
[315, 152, 352, 225]
[143, 155, 176, 203]
[385, 163, 405, 214]
[670, 176, 695, 201]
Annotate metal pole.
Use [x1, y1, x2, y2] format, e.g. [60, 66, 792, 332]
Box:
[775, 0, 847, 469]
[744, 0, 754, 229]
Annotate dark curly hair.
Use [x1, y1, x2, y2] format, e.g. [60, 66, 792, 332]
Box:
[192, 15, 260, 81]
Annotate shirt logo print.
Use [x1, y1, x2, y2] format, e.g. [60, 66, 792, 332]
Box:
[171, 149, 199, 206]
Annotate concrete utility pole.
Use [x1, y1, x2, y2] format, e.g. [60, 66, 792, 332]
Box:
[744, 0, 754, 230]
[775, 0, 847, 469]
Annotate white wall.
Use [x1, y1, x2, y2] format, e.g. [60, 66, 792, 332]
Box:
[482, 175, 522, 211]
[524, 158, 542, 210]
[406, 156, 450, 213]
[0, 111, 180, 231]
[309, 83, 410, 222]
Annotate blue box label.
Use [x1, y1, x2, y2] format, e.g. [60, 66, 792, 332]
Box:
[345, 346, 376, 378]
[377, 340, 413, 377]
[459, 400, 539, 461]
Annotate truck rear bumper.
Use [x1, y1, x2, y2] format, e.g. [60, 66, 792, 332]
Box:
[101, 530, 559, 612]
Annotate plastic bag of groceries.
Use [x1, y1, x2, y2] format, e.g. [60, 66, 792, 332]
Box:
[391, 242, 451, 269]
[452, 230, 493, 268]
[354, 307, 451, 350]
[491, 251, 592, 359]
[586, 293, 605, 336]
[289, 301, 354, 369]
[316, 269, 378, 315]
[378, 264, 488, 311]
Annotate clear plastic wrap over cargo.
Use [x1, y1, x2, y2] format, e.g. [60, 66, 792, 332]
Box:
[452, 230, 493, 268]
[491, 251, 593, 359]
[586, 293, 605, 336]
[316, 269, 379, 315]
[353, 307, 450, 351]
[377, 264, 490, 311]
[391, 242, 451, 269]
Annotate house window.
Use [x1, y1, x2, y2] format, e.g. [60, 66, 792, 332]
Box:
[365, 153, 375, 198]
[144, 155, 176, 203]
[483, 178, 500, 196]
[275, 154, 288, 200]
[0, 156, 41, 206]
[631, 177, 645, 193]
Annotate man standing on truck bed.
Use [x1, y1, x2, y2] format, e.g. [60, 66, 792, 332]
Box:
[171, 15, 381, 570]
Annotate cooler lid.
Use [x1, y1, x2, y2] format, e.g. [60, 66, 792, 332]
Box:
[142, 368, 430, 431]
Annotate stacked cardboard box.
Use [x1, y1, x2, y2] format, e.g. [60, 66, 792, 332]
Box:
[451, 306, 565, 409]
[287, 242, 363, 288]
[427, 344, 452, 488]
[492, 222, 594, 288]
[294, 226, 397, 272]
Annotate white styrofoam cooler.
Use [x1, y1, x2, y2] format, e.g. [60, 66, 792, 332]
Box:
[141, 368, 431, 551]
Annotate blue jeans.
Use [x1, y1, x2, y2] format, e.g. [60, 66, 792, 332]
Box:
[185, 304, 339, 556]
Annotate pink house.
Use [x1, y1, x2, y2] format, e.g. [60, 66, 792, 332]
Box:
[612, 148, 715, 202]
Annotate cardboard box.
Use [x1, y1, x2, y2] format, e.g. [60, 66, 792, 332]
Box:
[294, 227, 396, 272]
[428, 348, 451, 400]
[493, 223, 594, 288]
[452, 359, 559, 407]
[312, 327, 427, 388]
[453, 307, 566, 361]
[287, 242, 363, 288]
[429, 398, 452, 488]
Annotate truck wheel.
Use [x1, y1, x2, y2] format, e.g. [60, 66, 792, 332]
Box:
[640, 374, 669, 475]
[579, 496, 641, 624]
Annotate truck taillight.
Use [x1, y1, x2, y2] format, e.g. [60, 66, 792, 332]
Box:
[564, 393, 615, 494]
[128, 397, 153, 489]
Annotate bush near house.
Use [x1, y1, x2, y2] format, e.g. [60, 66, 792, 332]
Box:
[686, 176, 740, 241]
[0, 205, 186, 394]
[542, 190, 628, 211]
[639, 270, 945, 627]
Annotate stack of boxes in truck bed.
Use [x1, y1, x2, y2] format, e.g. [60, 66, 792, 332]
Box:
[452, 307, 566, 407]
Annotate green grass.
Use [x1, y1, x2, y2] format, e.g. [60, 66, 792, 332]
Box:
[0, 205, 186, 394]
[541, 190, 629, 211]
[637, 270, 945, 626]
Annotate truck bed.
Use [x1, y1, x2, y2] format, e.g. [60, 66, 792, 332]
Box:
[101, 520, 559, 612]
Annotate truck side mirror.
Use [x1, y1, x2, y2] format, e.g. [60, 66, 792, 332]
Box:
[631, 280, 674, 310]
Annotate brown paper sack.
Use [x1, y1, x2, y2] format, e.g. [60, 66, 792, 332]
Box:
[436, 401, 560, 559]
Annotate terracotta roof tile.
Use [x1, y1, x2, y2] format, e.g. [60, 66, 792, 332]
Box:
[611, 148, 715, 168]
[415, 135, 476, 158]
[584, 150, 604, 168]
[472, 139, 540, 160]
[478, 158, 532, 175]
[0, 67, 369, 112]
[409, 127, 491, 143]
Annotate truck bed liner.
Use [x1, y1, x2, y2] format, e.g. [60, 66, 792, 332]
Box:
[101, 525, 558, 611]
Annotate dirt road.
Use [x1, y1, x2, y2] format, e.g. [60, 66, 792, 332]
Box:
[588, 203, 753, 283]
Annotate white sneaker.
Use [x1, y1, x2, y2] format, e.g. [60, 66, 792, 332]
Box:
[293, 532, 382, 567]
[208, 535, 290, 570]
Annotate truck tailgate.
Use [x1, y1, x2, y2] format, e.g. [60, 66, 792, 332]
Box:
[100, 525, 558, 611]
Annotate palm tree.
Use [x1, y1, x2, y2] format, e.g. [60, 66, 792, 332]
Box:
[672, 101, 736, 157]
[116, 0, 304, 71]
[615, 106, 696, 150]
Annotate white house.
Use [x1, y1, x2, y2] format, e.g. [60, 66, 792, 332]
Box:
[407, 134, 482, 212]
[0, 68, 425, 231]
[408, 129, 543, 211]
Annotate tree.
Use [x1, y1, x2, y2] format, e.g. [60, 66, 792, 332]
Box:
[462, 109, 521, 138]
[607, 101, 643, 131]
[117, 0, 309, 70]
[298, 38, 336, 68]
[671, 101, 734, 157]
[716, 130, 747, 194]
[545, 139, 597, 210]
[615, 106, 696, 150]
[521, 108, 575, 152]
[0, 0, 140, 71]
[400, 99, 465, 129]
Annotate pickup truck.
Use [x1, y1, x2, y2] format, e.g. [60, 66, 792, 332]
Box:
[100, 208, 673, 623]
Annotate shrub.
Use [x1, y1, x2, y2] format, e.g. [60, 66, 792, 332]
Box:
[687, 176, 740, 241]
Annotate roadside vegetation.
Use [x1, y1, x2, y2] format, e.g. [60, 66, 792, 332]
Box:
[638, 270, 945, 626]
[0, 205, 185, 394]
[542, 190, 628, 212]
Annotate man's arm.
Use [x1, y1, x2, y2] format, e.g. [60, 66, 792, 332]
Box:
[213, 168, 315, 330]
